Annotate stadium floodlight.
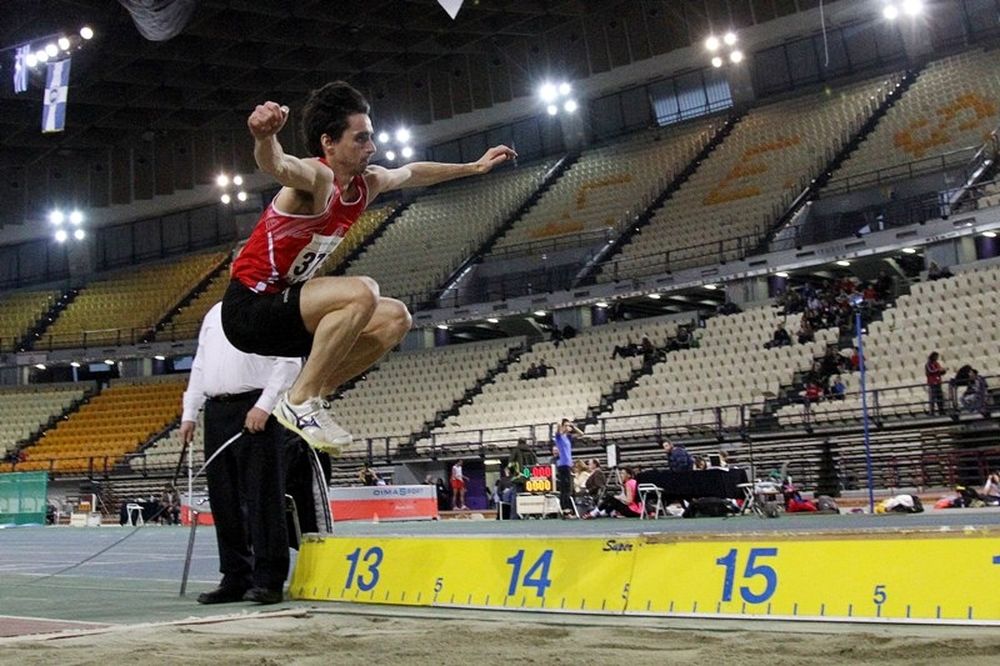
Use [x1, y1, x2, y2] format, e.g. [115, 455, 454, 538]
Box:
[395, 128, 411, 143]
[73, 229, 85, 241]
[902, 247, 917, 254]
[232, 175, 243, 186]
[595, 301, 609, 308]
[35, 363, 46, 370]
[558, 82, 571, 96]
[835, 259, 851, 267]
[546, 104, 558, 116]
[711, 56, 724, 68]
[45, 43, 58, 58]
[533, 310, 547, 317]
[377, 131, 390, 143]
[729, 50, 744, 64]
[70, 361, 81, 368]
[538, 82, 558, 103]
[54, 229, 68, 243]
[436, 323, 449, 330]
[104, 359, 115, 365]
[648, 293, 661, 300]
[902, 0, 923, 16]
[705, 284, 718, 290]
[385, 150, 396, 162]
[983, 231, 997, 238]
[401, 146, 414, 159]
[36, 50, 49, 63]
[883, 4, 899, 20]
[775, 271, 790, 278]
[69, 209, 83, 225]
[723, 32, 737, 46]
[154, 355, 166, 361]
[705, 35, 720, 51]
[216, 173, 229, 187]
[25, 53, 37, 67]
[49, 209, 65, 225]
[236, 191, 248, 202]
[563, 99, 578, 113]
[80, 26, 94, 40]
[486, 317, 499, 324]
[220, 193, 231, 204]
[58, 37, 71, 51]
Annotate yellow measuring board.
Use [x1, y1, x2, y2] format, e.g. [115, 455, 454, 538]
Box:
[289, 530, 1000, 624]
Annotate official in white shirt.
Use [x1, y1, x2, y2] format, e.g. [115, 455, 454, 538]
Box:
[182, 302, 300, 605]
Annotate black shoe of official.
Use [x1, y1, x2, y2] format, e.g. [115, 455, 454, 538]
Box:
[197, 585, 248, 605]
[242, 587, 283, 604]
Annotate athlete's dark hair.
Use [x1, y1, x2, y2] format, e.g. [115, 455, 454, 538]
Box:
[301, 81, 370, 157]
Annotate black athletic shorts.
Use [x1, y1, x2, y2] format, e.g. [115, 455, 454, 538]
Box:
[221, 279, 313, 357]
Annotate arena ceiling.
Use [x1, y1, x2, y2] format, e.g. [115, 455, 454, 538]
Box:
[0, 0, 816, 224]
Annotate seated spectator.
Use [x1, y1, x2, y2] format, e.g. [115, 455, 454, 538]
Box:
[958, 367, 990, 415]
[848, 348, 861, 371]
[667, 326, 693, 352]
[829, 376, 846, 400]
[520, 362, 539, 380]
[358, 463, 380, 486]
[585, 467, 641, 518]
[692, 456, 707, 471]
[536, 358, 556, 377]
[819, 347, 841, 381]
[802, 379, 824, 405]
[717, 300, 742, 315]
[662, 440, 693, 472]
[561, 324, 577, 341]
[796, 319, 814, 345]
[584, 459, 606, 501]
[927, 261, 953, 281]
[611, 337, 639, 359]
[765, 322, 792, 349]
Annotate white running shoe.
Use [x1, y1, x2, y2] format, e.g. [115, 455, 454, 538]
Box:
[274, 393, 353, 455]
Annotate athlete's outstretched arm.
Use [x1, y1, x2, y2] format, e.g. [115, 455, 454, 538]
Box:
[365, 145, 517, 197]
[248, 101, 331, 194]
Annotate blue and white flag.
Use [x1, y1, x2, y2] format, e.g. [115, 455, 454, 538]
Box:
[13, 45, 30, 94]
[42, 58, 71, 133]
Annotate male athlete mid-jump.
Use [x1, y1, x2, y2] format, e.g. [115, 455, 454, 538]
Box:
[221, 81, 516, 453]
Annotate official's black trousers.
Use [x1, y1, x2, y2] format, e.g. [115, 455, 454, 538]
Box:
[204, 391, 288, 591]
[557, 465, 573, 513]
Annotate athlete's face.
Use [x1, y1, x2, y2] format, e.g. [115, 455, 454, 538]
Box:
[326, 113, 376, 176]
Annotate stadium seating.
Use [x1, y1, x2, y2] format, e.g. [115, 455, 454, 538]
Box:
[487, 124, 711, 252]
[322, 203, 396, 275]
[11, 377, 186, 474]
[420, 316, 696, 449]
[599, 75, 895, 280]
[829, 49, 1000, 189]
[0, 289, 59, 352]
[776, 262, 999, 425]
[38, 250, 226, 349]
[0, 384, 87, 458]
[331, 337, 523, 441]
[591, 307, 838, 437]
[343, 161, 554, 301]
[134, 412, 204, 474]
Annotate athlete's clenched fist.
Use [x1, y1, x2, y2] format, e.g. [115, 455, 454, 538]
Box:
[248, 102, 289, 140]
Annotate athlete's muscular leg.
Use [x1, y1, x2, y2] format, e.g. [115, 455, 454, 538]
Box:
[288, 276, 379, 404]
[318, 297, 411, 395]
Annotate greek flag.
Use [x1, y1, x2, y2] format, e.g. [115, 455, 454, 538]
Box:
[42, 58, 71, 133]
[13, 45, 30, 94]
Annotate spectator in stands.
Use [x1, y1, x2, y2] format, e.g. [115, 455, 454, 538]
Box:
[717, 299, 742, 315]
[876, 270, 895, 301]
[358, 463, 380, 486]
[796, 318, 814, 345]
[640, 336, 657, 369]
[848, 348, 861, 372]
[536, 358, 556, 378]
[670, 325, 693, 351]
[450, 460, 467, 510]
[425, 475, 450, 512]
[662, 440, 693, 472]
[160, 485, 180, 525]
[692, 456, 708, 471]
[925, 351, 948, 415]
[585, 467, 641, 518]
[927, 261, 953, 281]
[520, 362, 539, 380]
[765, 322, 792, 349]
[584, 459, 606, 501]
[182, 302, 301, 606]
[226, 83, 515, 455]
[830, 376, 847, 401]
[552, 419, 584, 517]
[959, 367, 990, 416]
[611, 337, 639, 359]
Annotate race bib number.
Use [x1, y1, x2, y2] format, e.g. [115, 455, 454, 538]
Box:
[287, 232, 343, 283]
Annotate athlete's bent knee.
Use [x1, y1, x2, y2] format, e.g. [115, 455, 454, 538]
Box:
[347, 276, 380, 315]
[383, 299, 412, 340]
